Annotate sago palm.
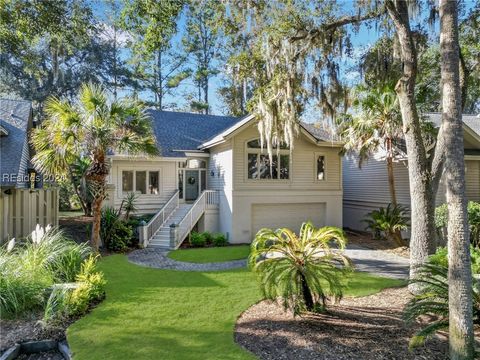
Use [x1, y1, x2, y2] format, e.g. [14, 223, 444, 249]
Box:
[249, 222, 353, 315]
[31, 83, 158, 250]
[403, 262, 480, 349]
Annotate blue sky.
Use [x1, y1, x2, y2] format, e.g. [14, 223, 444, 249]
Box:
[91, 0, 476, 122]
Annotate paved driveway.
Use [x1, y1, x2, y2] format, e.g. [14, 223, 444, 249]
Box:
[345, 245, 410, 279]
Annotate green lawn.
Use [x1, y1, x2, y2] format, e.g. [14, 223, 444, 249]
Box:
[59, 210, 84, 218]
[67, 255, 405, 360]
[167, 245, 251, 263]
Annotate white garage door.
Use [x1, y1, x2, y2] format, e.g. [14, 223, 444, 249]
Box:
[252, 203, 326, 235]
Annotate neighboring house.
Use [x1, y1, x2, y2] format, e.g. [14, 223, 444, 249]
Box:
[0, 99, 59, 242]
[343, 113, 480, 232]
[105, 111, 343, 248]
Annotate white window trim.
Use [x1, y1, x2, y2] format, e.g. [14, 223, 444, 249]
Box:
[245, 138, 291, 182]
[314, 152, 327, 182]
[120, 169, 162, 196]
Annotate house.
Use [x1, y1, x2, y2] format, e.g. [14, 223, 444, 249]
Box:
[343, 113, 480, 232]
[0, 99, 59, 242]
[104, 110, 343, 248]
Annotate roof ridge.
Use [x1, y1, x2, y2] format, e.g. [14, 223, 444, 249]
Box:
[424, 111, 479, 117]
[148, 109, 239, 119]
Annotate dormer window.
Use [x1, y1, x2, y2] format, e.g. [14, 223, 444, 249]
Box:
[246, 139, 290, 180]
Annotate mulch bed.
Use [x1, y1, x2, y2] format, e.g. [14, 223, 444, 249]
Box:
[347, 230, 410, 258]
[235, 287, 449, 360]
[0, 317, 66, 351]
[58, 216, 92, 244]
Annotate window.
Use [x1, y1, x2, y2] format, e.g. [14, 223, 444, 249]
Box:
[247, 139, 289, 180]
[136, 171, 147, 194]
[122, 171, 133, 192]
[123, 170, 160, 195]
[149, 171, 159, 194]
[317, 155, 325, 180]
[187, 159, 206, 169]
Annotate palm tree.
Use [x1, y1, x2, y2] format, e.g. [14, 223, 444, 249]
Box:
[249, 222, 352, 315]
[31, 83, 158, 250]
[339, 84, 403, 207]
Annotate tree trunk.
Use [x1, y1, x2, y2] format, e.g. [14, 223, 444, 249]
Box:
[386, 1, 437, 283]
[204, 76, 209, 114]
[158, 49, 163, 110]
[386, 156, 398, 207]
[91, 194, 103, 251]
[439, 1, 475, 358]
[300, 273, 314, 311]
[68, 170, 89, 216]
[87, 158, 108, 251]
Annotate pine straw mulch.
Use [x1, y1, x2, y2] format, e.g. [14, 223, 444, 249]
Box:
[235, 287, 450, 360]
[347, 230, 411, 258]
[58, 215, 92, 244]
[0, 317, 67, 351]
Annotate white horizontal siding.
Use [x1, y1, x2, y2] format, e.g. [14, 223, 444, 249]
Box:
[208, 141, 233, 236]
[466, 159, 480, 201]
[343, 155, 478, 231]
[108, 159, 177, 214]
[342, 155, 411, 206]
[232, 124, 342, 191]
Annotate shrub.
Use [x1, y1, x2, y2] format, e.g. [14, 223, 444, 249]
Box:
[203, 231, 214, 245]
[67, 255, 106, 315]
[468, 201, 480, 247]
[0, 226, 92, 318]
[363, 204, 409, 246]
[121, 192, 138, 220]
[428, 246, 480, 276]
[108, 221, 133, 252]
[249, 222, 352, 315]
[189, 232, 207, 247]
[43, 255, 106, 323]
[435, 201, 480, 247]
[212, 233, 228, 247]
[100, 207, 134, 251]
[403, 262, 480, 349]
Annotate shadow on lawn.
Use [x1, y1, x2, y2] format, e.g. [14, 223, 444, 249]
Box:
[67, 255, 259, 360]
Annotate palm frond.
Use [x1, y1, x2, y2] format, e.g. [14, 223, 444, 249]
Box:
[249, 222, 353, 315]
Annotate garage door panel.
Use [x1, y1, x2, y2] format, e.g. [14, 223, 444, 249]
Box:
[252, 203, 326, 235]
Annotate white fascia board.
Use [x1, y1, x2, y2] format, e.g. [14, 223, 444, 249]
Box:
[108, 155, 186, 162]
[199, 114, 256, 149]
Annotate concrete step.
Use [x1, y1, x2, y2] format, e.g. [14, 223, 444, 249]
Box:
[146, 203, 196, 249]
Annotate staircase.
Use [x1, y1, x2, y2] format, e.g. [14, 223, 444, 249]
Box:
[148, 204, 192, 248]
[139, 190, 219, 250]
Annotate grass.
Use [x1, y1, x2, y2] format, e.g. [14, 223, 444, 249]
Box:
[59, 210, 85, 218]
[67, 255, 405, 360]
[167, 245, 251, 263]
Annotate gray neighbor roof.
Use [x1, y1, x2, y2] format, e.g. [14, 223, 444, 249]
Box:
[0, 99, 32, 187]
[147, 110, 335, 157]
[426, 112, 480, 136]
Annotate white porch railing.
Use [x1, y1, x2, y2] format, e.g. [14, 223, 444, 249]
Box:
[139, 190, 179, 247]
[172, 190, 218, 249]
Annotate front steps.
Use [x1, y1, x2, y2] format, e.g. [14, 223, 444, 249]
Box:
[148, 204, 192, 249]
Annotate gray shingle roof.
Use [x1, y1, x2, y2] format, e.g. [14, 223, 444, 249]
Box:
[0, 99, 32, 186]
[147, 111, 336, 157]
[425, 113, 480, 136]
[147, 110, 240, 157]
[301, 122, 339, 142]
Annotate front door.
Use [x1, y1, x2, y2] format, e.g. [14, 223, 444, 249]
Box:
[185, 170, 199, 201]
